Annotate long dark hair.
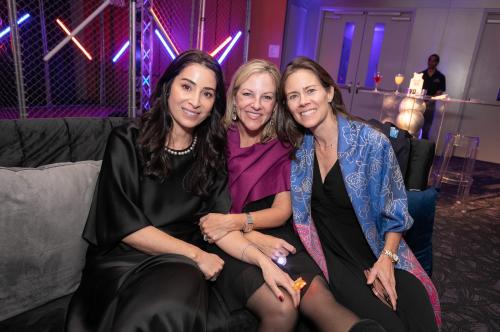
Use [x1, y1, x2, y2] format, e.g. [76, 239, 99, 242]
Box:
[136, 50, 226, 197]
[277, 56, 349, 149]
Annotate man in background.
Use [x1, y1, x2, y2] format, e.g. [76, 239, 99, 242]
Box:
[421, 54, 446, 139]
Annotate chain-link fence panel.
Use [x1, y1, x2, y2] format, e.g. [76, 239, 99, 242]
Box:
[9, 0, 130, 118]
[151, 0, 246, 88]
[154, 0, 193, 52]
[149, 0, 195, 90]
[1, 0, 249, 119]
[0, 3, 23, 119]
[204, 0, 246, 83]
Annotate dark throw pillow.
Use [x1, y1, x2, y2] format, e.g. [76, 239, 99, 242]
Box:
[405, 187, 438, 276]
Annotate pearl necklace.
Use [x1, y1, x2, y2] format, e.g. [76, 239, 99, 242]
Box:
[164, 135, 198, 156]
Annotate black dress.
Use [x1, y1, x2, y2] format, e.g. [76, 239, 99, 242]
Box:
[65, 123, 231, 332]
[311, 156, 437, 332]
[208, 195, 322, 312]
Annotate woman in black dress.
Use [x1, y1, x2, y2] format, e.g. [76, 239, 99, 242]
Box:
[199, 59, 385, 332]
[65, 50, 291, 332]
[279, 57, 441, 332]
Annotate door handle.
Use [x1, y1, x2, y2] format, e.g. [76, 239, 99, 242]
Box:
[355, 82, 361, 94]
[346, 82, 352, 94]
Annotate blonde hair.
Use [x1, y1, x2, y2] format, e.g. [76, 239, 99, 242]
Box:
[224, 59, 281, 143]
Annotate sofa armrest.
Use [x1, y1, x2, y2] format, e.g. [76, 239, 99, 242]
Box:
[405, 139, 436, 191]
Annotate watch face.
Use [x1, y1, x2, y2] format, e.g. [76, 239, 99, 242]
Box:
[393, 254, 399, 263]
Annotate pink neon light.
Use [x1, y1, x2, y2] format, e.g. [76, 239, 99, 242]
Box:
[56, 18, 92, 60]
[150, 9, 179, 55]
[209, 36, 232, 57]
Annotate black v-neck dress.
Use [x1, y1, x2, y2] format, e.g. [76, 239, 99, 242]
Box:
[311, 155, 437, 332]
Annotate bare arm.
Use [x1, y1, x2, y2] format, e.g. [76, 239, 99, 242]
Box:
[236, 191, 292, 230]
[243, 230, 296, 260]
[366, 231, 402, 310]
[215, 230, 300, 307]
[199, 191, 292, 241]
[123, 226, 224, 280]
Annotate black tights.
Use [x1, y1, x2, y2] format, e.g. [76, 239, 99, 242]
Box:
[247, 276, 361, 332]
[301, 276, 360, 332]
[247, 282, 298, 332]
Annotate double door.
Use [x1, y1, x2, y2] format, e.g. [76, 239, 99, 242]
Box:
[317, 10, 413, 121]
[459, 13, 500, 163]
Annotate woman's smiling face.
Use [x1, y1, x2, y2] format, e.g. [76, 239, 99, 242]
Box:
[283, 69, 334, 130]
[168, 63, 217, 134]
[234, 72, 277, 137]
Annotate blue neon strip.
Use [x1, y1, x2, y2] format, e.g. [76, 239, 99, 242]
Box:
[0, 13, 30, 39]
[218, 30, 242, 64]
[337, 22, 355, 84]
[154, 29, 175, 60]
[365, 23, 385, 88]
[112, 40, 130, 63]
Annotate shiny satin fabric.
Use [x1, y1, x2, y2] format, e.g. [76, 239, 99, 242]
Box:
[66, 123, 231, 332]
[67, 252, 208, 332]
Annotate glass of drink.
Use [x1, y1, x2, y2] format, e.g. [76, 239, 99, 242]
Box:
[373, 72, 382, 92]
[394, 73, 404, 94]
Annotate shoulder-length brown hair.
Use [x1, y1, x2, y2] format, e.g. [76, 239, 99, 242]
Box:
[277, 56, 349, 149]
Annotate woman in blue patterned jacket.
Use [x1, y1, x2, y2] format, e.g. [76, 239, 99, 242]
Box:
[278, 57, 441, 332]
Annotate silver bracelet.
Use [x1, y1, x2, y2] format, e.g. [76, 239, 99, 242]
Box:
[243, 212, 254, 233]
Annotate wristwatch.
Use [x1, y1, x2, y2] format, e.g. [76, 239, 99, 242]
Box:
[243, 212, 254, 233]
[382, 249, 399, 264]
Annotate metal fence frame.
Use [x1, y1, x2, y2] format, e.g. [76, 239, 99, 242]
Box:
[2, 0, 250, 119]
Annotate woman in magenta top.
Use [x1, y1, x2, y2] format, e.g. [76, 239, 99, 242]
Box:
[200, 59, 384, 332]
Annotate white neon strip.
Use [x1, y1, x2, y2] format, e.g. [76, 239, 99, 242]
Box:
[209, 36, 232, 57]
[0, 13, 30, 39]
[155, 29, 175, 60]
[150, 8, 179, 55]
[112, 40, 130, 63]
[218, 31, 242, 64]
[56, 18, 92, 60]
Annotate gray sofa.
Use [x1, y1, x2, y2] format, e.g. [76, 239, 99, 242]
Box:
[0, 117, 436, 332]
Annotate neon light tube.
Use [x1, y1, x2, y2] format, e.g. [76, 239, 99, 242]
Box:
[210, 36, 232, 57]
[155, 29, 175, 60]
[218, 31, 242, 64]
[56, 18, 92, 60]
[0, 13, 30, 40]
[112, 40, 130, 63]
[150, 8, 179, 55]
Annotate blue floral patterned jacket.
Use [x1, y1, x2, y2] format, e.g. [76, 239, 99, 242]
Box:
[290, 113, 441, 326]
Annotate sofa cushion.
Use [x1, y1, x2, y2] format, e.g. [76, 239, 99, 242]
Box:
[0, 118, 131, 168]
[16, 119, 72, 167]
[405, 139, 436, 190]
[0, 161, 101, 321]
[0, 121, 23, 167]
[405, 187, 438, 276]
[65, 117, 129, 162]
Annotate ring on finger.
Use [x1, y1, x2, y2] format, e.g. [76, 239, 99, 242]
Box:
[203, 234, 209, 241]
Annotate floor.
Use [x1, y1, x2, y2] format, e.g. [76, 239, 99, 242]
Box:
[432, 159, 500, 331]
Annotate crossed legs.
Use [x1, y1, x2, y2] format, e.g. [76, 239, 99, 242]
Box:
[246, 275, 362, 332]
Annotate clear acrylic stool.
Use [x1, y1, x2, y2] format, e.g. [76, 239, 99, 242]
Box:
[434, 133, 480, 211]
